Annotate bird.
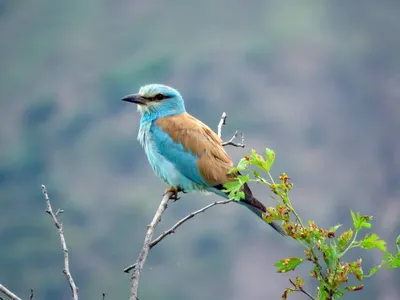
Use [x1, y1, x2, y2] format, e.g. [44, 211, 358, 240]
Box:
[122, 84, 285, 236]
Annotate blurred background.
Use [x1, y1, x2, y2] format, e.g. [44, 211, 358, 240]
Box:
[1, 1, 400, 299]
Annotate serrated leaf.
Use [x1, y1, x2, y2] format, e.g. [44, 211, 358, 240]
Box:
[222, 180, 241, 191]
[274, 258, 304, 273]
[237, 157, 249, 170]
[385, 252, 400, 269]
[350, 211, 372, 230]
[360, 233, 387, 252]
[237, 174, 250, 184]
[338, 229, 353, 251]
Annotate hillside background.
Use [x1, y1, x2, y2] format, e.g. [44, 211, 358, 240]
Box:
[1, 1, 400, 299]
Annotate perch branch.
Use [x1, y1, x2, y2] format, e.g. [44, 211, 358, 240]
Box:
[217, 112, 245, 147]
[149, 199, 233, 248]
[30, 289, 33, 300]
[129, 191, 173, 300]
[0, 284, 22, 300]
[289, 279, 315, 300]
[41, 185, 78, 300]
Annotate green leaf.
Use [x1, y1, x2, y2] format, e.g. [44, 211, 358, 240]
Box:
[329, 224, 342, 233]
[350, 211, 372, 230]
[264, 148, 275, 171]
[274, 258, 304, 273]
[317, 282, 329, 299]
[235, 191, 245, 200]
[384, 252, 400, 269]
[360, 233, 387, 252]
[236, 174, 250, 186]
[350, 210, 357, 229]
[338, 229, 353, 251]
[222, 180, 245, 201]
[222, 180, 241, 191]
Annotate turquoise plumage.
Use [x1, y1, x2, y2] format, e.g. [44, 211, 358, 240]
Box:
[122, 84, 285, 235]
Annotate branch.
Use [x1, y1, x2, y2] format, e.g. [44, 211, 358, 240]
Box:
[41, 185, 79, 300]
[222, 130, 245, 148]
[217, 112, 245, 147]
[289, 279, 315, 300]
[129, 191, 172, 300]
[0, 284, 22, 300]
[217, 112, 227, 138]
[149, 199, 233, 248]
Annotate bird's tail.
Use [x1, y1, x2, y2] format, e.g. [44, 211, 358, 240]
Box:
[239, 183, 286, 236]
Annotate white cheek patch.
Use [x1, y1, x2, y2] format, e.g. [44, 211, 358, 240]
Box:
[137, 101, 162, 114]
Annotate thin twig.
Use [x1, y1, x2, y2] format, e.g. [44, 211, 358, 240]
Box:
[222, 130, 245, 148]
[41, 184, 79, 300]
[150, 199, 234, 248]
[129, 192, 173, 300]
[289, 279, 315, 300]
[29, 289, 34, 300]
[0, 284, 22, 300]
[217, 112, 245, 147]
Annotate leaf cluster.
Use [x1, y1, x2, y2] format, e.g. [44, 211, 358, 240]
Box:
[223, 148, 400, 300]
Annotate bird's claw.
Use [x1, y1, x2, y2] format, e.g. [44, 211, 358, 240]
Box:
[164, 187, 183, 202]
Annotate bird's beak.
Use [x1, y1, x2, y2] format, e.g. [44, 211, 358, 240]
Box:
[121, 94, 148, 105]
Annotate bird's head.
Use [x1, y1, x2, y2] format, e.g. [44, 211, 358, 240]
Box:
[122, 84, 186, 120]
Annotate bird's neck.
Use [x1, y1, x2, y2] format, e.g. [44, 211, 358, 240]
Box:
[139, 105, 186, 125]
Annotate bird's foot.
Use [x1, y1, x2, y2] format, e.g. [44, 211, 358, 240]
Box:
[164, 187, 184, 202]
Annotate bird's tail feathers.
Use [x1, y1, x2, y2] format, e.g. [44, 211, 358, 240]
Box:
[240, 184, 286, 236]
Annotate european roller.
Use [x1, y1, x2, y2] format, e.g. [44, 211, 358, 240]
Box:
[122, 84, 285, 235]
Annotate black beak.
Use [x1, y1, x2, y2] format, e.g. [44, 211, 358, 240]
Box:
[121, 94, 147, 105]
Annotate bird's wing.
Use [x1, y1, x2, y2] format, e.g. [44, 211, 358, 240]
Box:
[152, 112, 234, 186]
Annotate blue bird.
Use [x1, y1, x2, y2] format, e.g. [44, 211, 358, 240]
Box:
[122, 84, 285, 235]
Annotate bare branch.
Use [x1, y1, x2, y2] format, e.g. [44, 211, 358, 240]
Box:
[217, 112, 245, 148]
[149, 199, 233, 248]
[289, 279, 315, 300]
[41, 184, 79, 300]
[217, 112, 227, 138]
[30, 289, 34, 300]
[129, 191, 173, 300]
[0, 284, 22, 300]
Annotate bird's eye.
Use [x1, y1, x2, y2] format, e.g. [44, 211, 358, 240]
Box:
[155, 94, 164, 100]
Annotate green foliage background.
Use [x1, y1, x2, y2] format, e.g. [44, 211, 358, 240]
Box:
[1, 1, 399, 299]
